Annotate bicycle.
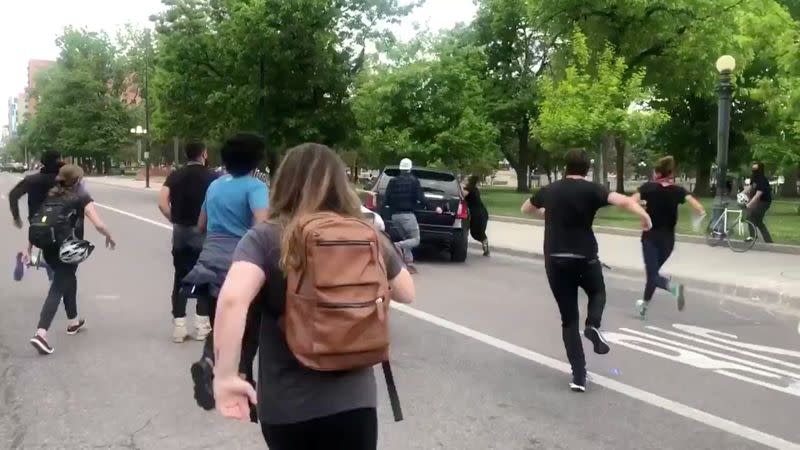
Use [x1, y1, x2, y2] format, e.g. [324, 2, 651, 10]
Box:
[704, 204, 758, 252]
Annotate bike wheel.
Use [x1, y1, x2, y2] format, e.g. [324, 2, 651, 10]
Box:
[705, 221, 723, 247]
[725, 220, 757, 252]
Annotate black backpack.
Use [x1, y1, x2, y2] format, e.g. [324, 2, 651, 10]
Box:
[29, 196, 77, 248]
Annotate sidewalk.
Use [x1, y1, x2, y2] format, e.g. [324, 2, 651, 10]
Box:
[86, 175, 164, 190]
[484, 220, 800, 308]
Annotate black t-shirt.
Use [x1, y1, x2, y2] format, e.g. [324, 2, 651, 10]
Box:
[752, 174, 772, 203]
[638, 182, 687, 237]
[531, 178, 609, 258]
[164, 163, 217, 226]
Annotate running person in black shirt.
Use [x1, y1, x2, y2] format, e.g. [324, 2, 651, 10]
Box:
[632, 156, 705, 319]
[158, 141, 218, 342]
[521, 150, 651, 392]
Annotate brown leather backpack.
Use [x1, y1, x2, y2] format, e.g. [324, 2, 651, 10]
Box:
[284, 212, 391, 371]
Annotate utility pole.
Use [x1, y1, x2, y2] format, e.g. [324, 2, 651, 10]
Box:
[144, 29, 152, 188]
[711, 55, 736, 225]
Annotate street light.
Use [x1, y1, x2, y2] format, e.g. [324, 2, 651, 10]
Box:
[130, 125, 150, 188]
[712, 55, 736, 225]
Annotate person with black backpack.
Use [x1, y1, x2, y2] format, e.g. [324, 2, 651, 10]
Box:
[212, 143, 415, 449]
[9, 150, 63, 281]
[28, 164, 116, 355]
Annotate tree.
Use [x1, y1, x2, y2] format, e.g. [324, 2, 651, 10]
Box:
[23, 28, 133, 173]
[473, 0, 561, 192]
[353, 28, 500, 175]
[151, 0, 413, 173]
[536, 29, 648, 175]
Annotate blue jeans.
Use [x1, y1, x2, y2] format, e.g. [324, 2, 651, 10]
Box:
[641, 233, 674, 301]
[391, 213, 420, 263]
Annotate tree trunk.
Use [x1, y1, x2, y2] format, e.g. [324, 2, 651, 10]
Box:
[615, 136, 626, 193]
[514, 118, 533, 192]
[600, 135, 613, 188]
[781, 165, 799, 198]
[693, 148, 712, 197]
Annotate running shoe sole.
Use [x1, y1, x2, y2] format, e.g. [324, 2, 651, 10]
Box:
[675, 284, 686, 312]
[190, 359, 216, 411]
[583, 327, 610, 355]
[30, 336, 53, 355]
[67, 319, 86, 335]
[569, 382, 586, 392]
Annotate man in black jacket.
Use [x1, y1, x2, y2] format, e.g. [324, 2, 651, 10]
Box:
[9, 150, 63, 280]
[384, 158, 425, 273]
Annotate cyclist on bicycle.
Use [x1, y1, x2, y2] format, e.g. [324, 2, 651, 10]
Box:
[632, 156, 705, 319]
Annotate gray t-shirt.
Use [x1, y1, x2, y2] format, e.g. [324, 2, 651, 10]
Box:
[233, 221, 403, 425]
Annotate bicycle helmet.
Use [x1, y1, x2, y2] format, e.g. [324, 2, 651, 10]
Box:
[736, 191, 749, 206]
[59, 239, 95, 264]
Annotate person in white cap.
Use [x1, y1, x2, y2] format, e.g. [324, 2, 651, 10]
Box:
[383, 158, 425, 273]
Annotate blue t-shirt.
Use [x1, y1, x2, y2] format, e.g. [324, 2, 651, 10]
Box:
[202, 174, 269, 238]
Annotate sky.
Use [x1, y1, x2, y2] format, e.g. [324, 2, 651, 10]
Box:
[0, 0, 478, 129]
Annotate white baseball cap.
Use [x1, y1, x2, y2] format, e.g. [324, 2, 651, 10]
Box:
[399, 158, 413, 171]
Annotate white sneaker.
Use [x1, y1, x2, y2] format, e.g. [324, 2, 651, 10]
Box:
[173, 318, 188, 343]
[195, 316, 212, 341]
[635, 299, 648, 319]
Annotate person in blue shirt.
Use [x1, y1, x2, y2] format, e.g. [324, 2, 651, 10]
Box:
[185, 133, 268, 421]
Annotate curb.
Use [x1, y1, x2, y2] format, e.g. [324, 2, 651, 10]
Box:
[489, 215, 800, 256]
[470, 242, 800, 310]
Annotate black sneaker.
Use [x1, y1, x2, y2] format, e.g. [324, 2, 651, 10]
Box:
[66, 319, 86, 335]
[30, 335, 54, 355]
[584, 327, 610, 355]
[190, 357, 216, 411]
[569, 373, 586, 392]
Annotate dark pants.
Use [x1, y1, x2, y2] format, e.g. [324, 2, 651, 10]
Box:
[201, 297, 261, 381]
[261, 408, 378, 450]
[172, 225, 206, 318]
[642, 233, 674, 301]
[469, 207, 488, 242]
[749, 201, 773, 243]
[545, 257, 606, 377]
[37, 248, 78, 330]
[172, 246, 205, 318]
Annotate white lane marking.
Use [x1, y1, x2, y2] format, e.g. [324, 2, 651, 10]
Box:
[394, 304, 799, 450]
[97, 203, 800, 450]
[94, 202, 172, 231]
[648, 326, 800, 370]
[672, 324, 800, 359]
[94, 294, 121, 300]
[619, 328, 800, 380]
[610, 328, 800, 398]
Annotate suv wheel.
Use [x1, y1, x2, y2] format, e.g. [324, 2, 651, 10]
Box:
[450, 229, 468, 262]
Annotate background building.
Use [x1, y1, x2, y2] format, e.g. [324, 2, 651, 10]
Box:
[25, 59, 55, 118]
[7, 97, 18, 137]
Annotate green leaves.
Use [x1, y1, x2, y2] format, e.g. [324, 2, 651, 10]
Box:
[20, 28, 133, 164]
[353, 28, 500, 174]
[536, 29, 648, 151]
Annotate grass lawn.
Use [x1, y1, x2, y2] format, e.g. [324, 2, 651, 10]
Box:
[481, 187, 800, 246]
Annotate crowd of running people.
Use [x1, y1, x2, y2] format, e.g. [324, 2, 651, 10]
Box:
[10, 137, 776, 448]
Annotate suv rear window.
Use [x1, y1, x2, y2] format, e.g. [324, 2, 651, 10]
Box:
[377, 169, 460, 195]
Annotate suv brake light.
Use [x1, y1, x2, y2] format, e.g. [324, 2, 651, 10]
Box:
[365, 192, 377, 211]
[456, 200, 469, 220]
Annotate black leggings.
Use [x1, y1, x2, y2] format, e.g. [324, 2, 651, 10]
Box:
[642, 233, 674, 301]
[202, 297, 261, 381]
[261, 408, 378, 450]
[545, 257, 606, 377]
[37, 248, 79, 330]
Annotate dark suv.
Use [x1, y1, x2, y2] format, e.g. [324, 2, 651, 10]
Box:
[365, 167, 470, 262]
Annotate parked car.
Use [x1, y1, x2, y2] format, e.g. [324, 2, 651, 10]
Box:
[364, 166, 470, 262]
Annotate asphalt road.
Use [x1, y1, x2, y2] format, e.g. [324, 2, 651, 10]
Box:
[1, 174, 799, 450]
